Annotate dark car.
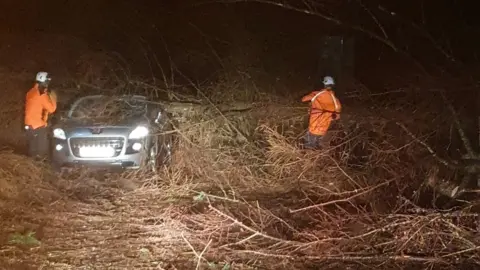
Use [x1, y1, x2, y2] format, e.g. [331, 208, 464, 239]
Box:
[50, 94, 174, 172]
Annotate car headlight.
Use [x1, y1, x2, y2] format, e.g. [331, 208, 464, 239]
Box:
[128, 126, 149, 139]
[53, 128, 66, 140]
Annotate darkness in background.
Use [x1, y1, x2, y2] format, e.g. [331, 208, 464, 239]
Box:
[1, 0, 480, 91]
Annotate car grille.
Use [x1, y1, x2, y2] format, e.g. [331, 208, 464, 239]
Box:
[70, 137, 125, 158]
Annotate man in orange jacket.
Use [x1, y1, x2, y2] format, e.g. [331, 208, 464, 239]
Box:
[301, 76, 342, 149]
[24, 72, 57, 160]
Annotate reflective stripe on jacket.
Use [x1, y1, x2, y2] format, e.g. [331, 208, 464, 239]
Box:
[301, 89, 342, 136]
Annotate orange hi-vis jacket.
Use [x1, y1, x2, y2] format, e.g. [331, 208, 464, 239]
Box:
[24, 84, 57, 129]
[302, 88, 342, 136]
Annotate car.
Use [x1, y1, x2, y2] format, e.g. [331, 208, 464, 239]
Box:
[50, 94, 175, 172]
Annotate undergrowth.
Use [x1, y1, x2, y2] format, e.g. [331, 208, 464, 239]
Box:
[0, 64, 478, 269]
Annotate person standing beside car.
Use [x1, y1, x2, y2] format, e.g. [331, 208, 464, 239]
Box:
[24, 72, 57, 160]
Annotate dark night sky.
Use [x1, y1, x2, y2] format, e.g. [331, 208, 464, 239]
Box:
[1, 1, 478, 46]
[1, 0, 480, 83]
[3, 1, 477, 37]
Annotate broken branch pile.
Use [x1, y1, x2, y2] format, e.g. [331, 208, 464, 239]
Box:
[0, 75, 479, 269]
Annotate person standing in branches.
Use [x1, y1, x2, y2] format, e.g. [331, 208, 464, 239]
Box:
[301, 76, 342, 149]
[24, 72, 57, 160]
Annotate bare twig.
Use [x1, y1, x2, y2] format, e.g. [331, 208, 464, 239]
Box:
[209, 0, 399, 52]
[357, 0, 389, 41]
[289, 180, 393, 213]
[197, 239, 213, 269]
[397, 122, 456, 168]
[209, 204, 296, 244]
[440, 91, 477, 159]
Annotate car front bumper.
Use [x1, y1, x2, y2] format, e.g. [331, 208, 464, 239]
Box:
[51, 137, 147, 169]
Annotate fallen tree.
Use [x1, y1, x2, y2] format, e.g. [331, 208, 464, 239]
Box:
[1, 86, 480, 269]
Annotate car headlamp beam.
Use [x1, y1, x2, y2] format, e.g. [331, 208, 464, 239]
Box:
[53, 128, 66, 140]
[128, 126, 149, 139]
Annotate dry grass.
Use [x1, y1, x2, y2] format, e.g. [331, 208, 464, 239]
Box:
[0, 152, 59, 205]
[0, 67, 478, 270]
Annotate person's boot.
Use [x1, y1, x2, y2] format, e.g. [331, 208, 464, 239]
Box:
[316, 135, 328, 149]
[304, 142, 318, 150]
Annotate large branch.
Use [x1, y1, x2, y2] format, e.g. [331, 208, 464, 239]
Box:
[211, 0, 431, 74]
[396, 122, 456, 169]
[377, 4, 458, 63]
[219, 0, 399, 52]
[440, 91, 478, 159]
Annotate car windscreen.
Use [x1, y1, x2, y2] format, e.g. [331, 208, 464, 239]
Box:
[69, 96, 147, 121]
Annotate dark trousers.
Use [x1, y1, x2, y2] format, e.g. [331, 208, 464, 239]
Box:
[26, 126, 49, 160]
[303, 131, 324, 149]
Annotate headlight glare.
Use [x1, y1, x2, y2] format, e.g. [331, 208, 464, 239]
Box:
[53, 128, 66, 140]
[128, 126, 149, 139]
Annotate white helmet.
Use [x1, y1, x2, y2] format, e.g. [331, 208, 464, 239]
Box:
[35, 72, 51, 83]
[323, 76, 335, 86]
